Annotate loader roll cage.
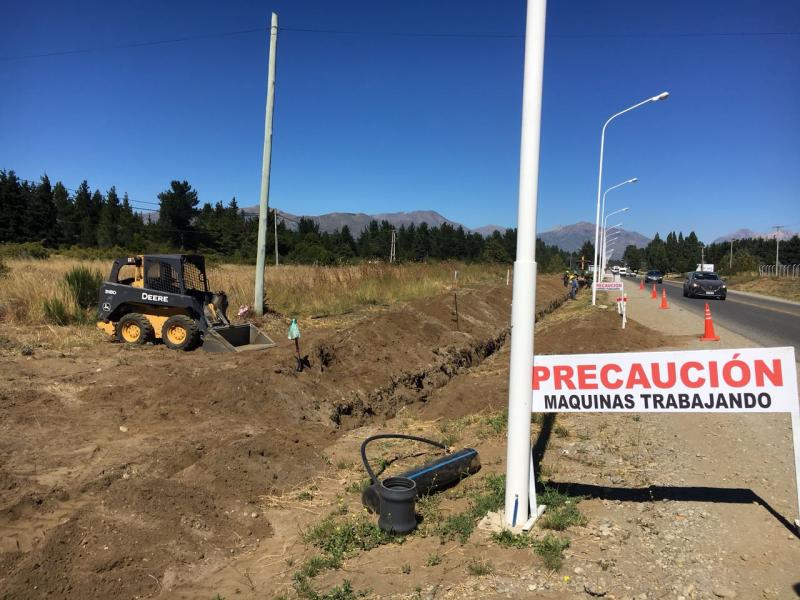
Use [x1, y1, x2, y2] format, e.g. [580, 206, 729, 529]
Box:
[108, 255, 210, 296]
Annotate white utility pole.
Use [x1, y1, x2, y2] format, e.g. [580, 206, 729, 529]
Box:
[729, 239, 734, 271]
[774, 225, 783, 272]
[389, 229, 396, 263]
[504, 0, 547, 529]
[274, 208, 279, 266]
[591, 92, 669, 306]
[254, 12, 279, 316]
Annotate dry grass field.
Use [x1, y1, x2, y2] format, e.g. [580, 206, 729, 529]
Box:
[0, 257, 511, 350]
[721, 272, 800, 302]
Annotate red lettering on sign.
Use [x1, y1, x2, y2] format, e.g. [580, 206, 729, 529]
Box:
[553, 366, 576, 390]
[577, 365, 598, 389]
[532, 366, 550, 391]
[680, 362, 705, 388]
[754, 359, 783, 387]
[600, 364, 623, 389]
[651, 362, 676, 388]
[626, 364, 650, 388]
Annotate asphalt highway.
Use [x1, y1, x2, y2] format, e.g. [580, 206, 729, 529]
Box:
[644, 278, 800, 358]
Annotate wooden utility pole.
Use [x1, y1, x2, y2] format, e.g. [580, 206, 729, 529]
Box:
[254, 12, 278, 316]
[774, 225, 783, 273]
[389, 229, 396, 263]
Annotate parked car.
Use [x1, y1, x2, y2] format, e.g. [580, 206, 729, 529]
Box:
[644, 270, 663, 284]
[683, 271, 727, 300]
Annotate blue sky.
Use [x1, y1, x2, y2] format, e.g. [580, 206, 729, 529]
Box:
[2, 0, 798, 242]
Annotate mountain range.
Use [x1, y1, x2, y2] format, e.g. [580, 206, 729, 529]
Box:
[241, 206, 651, 252]
[712, 228, 798, 243]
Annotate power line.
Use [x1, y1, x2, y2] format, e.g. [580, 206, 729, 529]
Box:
[1, 26, 268, 61]
[3, 25, 798, 61]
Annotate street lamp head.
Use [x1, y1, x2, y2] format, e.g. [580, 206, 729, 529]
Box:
[628, 178, 638, 183]
[652, 91, 670, 102]
[621, 207, 630, 213]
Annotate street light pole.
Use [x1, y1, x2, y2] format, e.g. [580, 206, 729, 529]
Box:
[601, 207, 629, 277]
[592, 93, 668, 305]
[603, 230, 622, 273]
[599, 178, 637, 276]
[504, 0, 547, 529]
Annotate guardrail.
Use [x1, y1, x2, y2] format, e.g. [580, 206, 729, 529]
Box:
[759, 264, 800, 278]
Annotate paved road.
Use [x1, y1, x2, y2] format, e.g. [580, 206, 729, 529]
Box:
[640, 278, 800, 357]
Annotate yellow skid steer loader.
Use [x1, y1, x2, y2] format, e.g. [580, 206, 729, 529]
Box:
[96, 254, 275, 352]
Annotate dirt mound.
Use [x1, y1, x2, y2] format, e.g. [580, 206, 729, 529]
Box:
[0, 278, 566, 598]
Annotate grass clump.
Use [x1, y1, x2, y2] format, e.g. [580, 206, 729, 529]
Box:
[490, 529, 533, 549]
[466, 559, 494, 576]
[553, 424, 569, 438]
[533, 534, 570, 571]
[425, 553, 442, 566]
[438, 473, 505, 544]
[484, 408, 508, 434]
[294, 511, 400, 596]
[0, 257, 8, 278]
[43, 297, 71, 325]
[63, 266, 103, 309]
[538, 487, 586, 531]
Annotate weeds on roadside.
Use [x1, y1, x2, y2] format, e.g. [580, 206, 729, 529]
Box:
[437, 473, 505, 543]
[553, 424, 569, 438]
[426, 553, 442, 566]
[490, 530, 533, 549]
[484, 408, 508, 434]
[466, 559, 494, 576]
[294, 511, 400, 597]
[538, 487, 586, 531]
[345, 478, 370, 494]
[533, 534, 570, 571]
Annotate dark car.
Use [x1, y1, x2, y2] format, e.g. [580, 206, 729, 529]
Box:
[644, 270, 663, 284]
[683, 271, 727, 300]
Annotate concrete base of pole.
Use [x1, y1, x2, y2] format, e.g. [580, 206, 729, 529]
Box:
[478, 505, 547, 535]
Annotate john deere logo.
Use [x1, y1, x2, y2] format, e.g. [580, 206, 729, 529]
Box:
[142, 292, 169, 303]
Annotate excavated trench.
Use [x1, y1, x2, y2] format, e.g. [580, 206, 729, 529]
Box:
[328, 289, 569, 427]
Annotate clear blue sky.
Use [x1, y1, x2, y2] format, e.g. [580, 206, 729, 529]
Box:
[2, 0, 798, 242]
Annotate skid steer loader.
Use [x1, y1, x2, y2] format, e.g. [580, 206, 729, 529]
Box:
[96, 254, 275, 352]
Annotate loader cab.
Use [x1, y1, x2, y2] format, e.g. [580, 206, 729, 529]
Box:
[108, 255, 209, 296]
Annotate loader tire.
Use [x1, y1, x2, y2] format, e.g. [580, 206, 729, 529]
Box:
[117, 313, 153, 345]
[162, 315, 199, 351]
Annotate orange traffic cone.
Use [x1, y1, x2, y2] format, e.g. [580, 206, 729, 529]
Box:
[699, 303, 720, 341]
[651, 283, 657, 299]
[639, 279, 645, 291]
[659, 288, 669, 309]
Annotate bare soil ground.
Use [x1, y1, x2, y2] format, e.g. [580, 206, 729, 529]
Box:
[2, 280, 799, 600]
[0, 278, 564, 599]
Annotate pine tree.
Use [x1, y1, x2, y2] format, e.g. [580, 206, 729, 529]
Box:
[97, 186, 121, 248]
[26, 175, 57, 244]
[0, 170, 25, 242]
[52, 182, 76, 246]
[157, 181, 199, 249]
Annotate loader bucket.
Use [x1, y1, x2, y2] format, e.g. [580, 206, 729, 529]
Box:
[202, 323, 276, 353]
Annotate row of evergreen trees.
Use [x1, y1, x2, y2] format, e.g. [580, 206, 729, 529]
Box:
[0, 170, 577, 269]
[622, 230, 800, 275]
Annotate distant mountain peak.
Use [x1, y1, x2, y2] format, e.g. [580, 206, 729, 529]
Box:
[538, 221, 650, 252]
[713, 228, 797, 243]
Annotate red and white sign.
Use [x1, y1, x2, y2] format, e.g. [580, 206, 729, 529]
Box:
[531, 346, 800, 530]
[532, 347, 797, 413]
[594, 281, 624, 292]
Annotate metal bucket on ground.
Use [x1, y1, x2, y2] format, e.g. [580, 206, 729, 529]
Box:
[203, 324, 276, 353]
